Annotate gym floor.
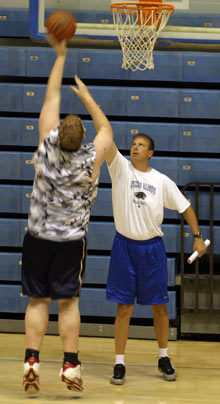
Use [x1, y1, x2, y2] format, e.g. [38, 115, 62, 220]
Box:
[0, 333, 219, 403]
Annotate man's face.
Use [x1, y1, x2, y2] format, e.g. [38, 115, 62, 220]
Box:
[130, 136, 154, 162]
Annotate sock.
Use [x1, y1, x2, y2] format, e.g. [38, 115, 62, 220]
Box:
[159, 348, 168, 358]
[25, 349, 39, 362]
[115, 354, 125, 366]
[64, 352, 79, 365]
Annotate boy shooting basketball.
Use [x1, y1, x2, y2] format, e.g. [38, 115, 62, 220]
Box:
[22, 36, 113, 394]
[106, 134, 207, 384]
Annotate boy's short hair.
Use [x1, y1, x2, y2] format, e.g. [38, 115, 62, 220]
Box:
[59, 114, 84, 151]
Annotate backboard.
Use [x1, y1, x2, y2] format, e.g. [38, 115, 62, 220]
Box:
[29, 0, 220, 45]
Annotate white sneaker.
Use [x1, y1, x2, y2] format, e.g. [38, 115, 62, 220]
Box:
[23, 357, 40, 394]
[59, 361, 83, 392]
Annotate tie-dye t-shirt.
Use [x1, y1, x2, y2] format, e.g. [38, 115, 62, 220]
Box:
[28, 127, 98, 241]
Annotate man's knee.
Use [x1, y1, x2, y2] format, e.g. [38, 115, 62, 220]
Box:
[30, 297, 51, 307]
[58, 297, 79, 308]
[151, 304, 168, 317]
[117, 304, 134, 318]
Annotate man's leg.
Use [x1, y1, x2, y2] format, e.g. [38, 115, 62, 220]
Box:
[58, 298, 83, 392]
[115, 303, 134, 354]
[151, 303, 169, 348]
[58, 297, 80, 352]
[23, 297, 51, 393]
[151, 303, 176, 381]
[25, 297, 51, 349]
[111, 303, 134, 385]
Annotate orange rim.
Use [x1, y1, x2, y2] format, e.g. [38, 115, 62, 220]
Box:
[111, 2, 174, 13]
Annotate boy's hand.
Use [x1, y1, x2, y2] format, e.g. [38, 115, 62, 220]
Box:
[47, 34, 67, 57]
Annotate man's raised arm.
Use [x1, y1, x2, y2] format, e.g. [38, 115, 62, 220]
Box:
[70, 76, 113, 180]
[38, 36, 67, 145]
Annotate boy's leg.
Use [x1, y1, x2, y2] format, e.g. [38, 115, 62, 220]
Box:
[58, 298, 83, 392]
[23, 297, 51, 394]
[25, 297, 51, 350]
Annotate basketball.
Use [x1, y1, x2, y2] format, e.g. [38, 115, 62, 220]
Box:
[46, 10, 76, 42]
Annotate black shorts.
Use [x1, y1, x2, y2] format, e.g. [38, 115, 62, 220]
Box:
[21, 232, 87, 299]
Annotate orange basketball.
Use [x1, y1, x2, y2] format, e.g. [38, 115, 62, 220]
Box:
[46, 10, 76, 42]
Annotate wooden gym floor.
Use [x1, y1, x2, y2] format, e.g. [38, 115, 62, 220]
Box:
[0, 333, 219, 404]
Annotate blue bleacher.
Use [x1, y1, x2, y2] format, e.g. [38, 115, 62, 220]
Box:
[0, 46, 220, 84]
[2, 218, 219, 254]
[0, 8, 29, 37]
[180, 89, 220, 119]
[0, 253, 22, 281]
[2, 152, 220, 186]
[178, 158, 220, 185]
[1, 8, 220, 37]
[0, 253, 176, 287]
[78, 50, 183, 82]
[0, 117, 219, 155]
[1, 81, 220, 121]
[1, 185, 219, 221]
[0, 284, 176, 319]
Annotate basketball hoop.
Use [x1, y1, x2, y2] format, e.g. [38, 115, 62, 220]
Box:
[111, 1, 174, 71]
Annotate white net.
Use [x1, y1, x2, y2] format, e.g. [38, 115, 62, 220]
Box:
[111, 3, 174, 71]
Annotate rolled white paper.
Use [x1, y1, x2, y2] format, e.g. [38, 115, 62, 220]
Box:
[187, 239, 210, 264]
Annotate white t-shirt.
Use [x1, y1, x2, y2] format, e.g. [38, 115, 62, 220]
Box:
[108, 151, 190, 240]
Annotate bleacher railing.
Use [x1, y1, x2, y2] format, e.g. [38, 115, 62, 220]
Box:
[180, 182, 220, 314]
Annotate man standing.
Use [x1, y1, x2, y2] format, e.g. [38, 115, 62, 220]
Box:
[22, 36, 113, 394]
[106, 134, 207, 384]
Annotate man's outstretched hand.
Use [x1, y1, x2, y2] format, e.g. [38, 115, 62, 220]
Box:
[70, 75, 93, 102]
[47, 34, 67, 57]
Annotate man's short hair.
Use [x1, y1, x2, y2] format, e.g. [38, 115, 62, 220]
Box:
[132, 133, 155, 151]
[59, 114, 84, 152]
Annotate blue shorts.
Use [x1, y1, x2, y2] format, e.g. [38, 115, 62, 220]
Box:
[107, 232, 169, 306]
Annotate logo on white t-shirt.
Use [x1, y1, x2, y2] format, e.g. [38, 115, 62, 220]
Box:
[131, 180, 156, 208]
